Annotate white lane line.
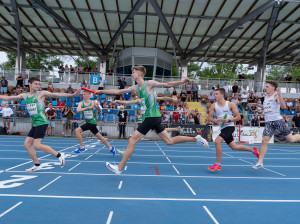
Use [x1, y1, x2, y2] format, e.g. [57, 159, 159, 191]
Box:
[172, 165, 180, 175]
[38, 176, 62, 192]
[203, 206, 219, 224]
[118, 181, 123, 190]
[68, 163, 81, 172]
[106, 211, 113, 224]
[85, 155, 93, 160]
[0, 202, 23, 218]
[183, 179, 196, 195]
[263, 167, 286, 177]
[239, 159, 253, 165]
[124, 166, 127, 171]
[166, 157, 172, 163]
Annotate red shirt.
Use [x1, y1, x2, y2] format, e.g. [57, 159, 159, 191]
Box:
[173, 111, 179, 120]
[57, 102, 65, 109]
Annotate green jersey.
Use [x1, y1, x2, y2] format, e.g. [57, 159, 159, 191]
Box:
[137, 81, 161, 121]
[25, 91, 48, 127]
[82, 100, 97, 124]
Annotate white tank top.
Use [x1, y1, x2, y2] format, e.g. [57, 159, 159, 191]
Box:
[263, 93, 282, 122]
[215, 101, 234, 129]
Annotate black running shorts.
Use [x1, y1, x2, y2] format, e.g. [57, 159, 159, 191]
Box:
[219, 126, 235, 145]
[27, 124, 48, 139]
[137, 117, 165, 135]
[80, 123, 99, 135]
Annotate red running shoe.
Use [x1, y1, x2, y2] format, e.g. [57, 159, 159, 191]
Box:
[208, 163, 221, 171]
[252, 146, 259, 159]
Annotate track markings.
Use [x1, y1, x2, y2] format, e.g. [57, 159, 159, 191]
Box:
[0, 202, 23, 218]
[203, 206, 219, 224]
[124, 166, 127, 171]
[183, 179, 196, 195]
[38, 176, 62, 192]
[149, 167, 160, 175]
[118, 181, 123, 190]
[172, 165, 180, 175]
[68, 163, 81, 172]
[106, 211, 114, 224]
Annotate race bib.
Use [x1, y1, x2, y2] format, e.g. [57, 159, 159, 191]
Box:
[84, 110, 93, 119]
[26, 103, 38, 116]
[264, 102, 272, 113]
[141, 99, 147, 114]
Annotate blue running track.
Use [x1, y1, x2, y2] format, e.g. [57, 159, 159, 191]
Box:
[0, 136, 300, 224]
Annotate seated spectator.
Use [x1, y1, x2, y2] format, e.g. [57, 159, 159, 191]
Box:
[45, 104, 56, 136]
[16, 85, 23, 94]
[250, 111, 259, 127]
[1, 103, 13, 133]
[247, 93, 255, 104]
[283, 113, 289, 126]
[286, 99, 294, 112]
[14, 104, 24, 117]
[159, 103, 166, 114]
[164, 88, 170, 97]
[47, 81, 53, 92]
[162, 111, 171, 123]
[259, 111, 265, 127]
[56, 98, 65, 110]
[242, 107, 249, 126]
[188, 114, 194, 124]
[192, 110, 200, 125]
[293, 111, 300, 129]
[172, 109, 180, 123]
[208, 91, 215, 103]
[180, 89, 187, 103]
[231, 93, 240, 107]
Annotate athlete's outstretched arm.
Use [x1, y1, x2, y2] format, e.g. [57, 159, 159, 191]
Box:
[147, 78, 189, 88]
[114, 99, 141, 105]
[43, 89, 81, 98]
[0, 93, 24, 101]
[95, 85, 136, 95]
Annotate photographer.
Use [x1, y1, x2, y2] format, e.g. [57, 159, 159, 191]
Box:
[117, 105, 128, 139]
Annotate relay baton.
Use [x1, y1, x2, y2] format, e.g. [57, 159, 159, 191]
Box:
[81, 87, 100, 95]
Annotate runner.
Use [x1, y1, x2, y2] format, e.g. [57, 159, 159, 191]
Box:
[96, 65, 208, 174]
[207, 88, 259, 171]
[74, 90, 116, 155]
[249, 81, 300, 169]
[0, 77, 80, 172]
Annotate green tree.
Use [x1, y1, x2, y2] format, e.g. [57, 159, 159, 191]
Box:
[267, 65, 300, 81]
[74, 56, 97, 68]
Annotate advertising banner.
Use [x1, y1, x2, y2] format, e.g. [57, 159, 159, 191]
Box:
[171, 124, 209, 140]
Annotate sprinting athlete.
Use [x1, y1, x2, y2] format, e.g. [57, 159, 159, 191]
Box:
[207, 88, 259, 171]
[96, 65, 208, 175]
[0, 77, 80, 172]
[74, 90, 116, 155]
[249, 81, 300, 169]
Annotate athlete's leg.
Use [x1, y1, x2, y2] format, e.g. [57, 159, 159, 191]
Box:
[158, 130, 197, 145]
[214, 136, 224, 164]
[95, 132, 112, 149]
[75, 127, 84, 147]
[165, 127, 179, 132]
[285, 133, 300, 143]
[24, 137, 39, 164]
[33, 138, 59, 156]
[118, 130, 144, 171]
[257, 136, 271, 164]
[228, 141, 252, 152]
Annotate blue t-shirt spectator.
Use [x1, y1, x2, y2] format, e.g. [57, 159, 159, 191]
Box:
[124, 92, 132, 100]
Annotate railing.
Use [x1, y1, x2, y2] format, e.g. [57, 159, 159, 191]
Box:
[2, 68, 300, 94]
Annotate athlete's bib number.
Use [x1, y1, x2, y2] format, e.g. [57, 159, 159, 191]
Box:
[26, 103, 38, 116]
[264, 102, 272, 113]
[84, 110, 93, 119]
[141, 99, 147, 114]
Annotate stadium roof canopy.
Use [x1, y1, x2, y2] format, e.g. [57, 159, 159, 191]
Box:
[0, 0, 299, 66]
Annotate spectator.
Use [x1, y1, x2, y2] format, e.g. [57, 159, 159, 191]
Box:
[297, 76, 300, 94]
[65, 106, 75, 137]
[57, 98, 65, 110]
[162, 111, 171, 123]
[60, 106, 68, 136]
[261, 88, 266, 104]
[16, 84, 23, 94]
[247, 93, 255, 104]
[122, 78, 127, 88]
[232, 82, 239, 95]
[0, 76, 8, 94]
[16, 73, 23, 88]
[208, 91, 215, 103]
[283, 113, 289, 126]
[292, 111, 300, 129]
[58, 64, 64, 81]
[192, 110, 200, 125]
[159, 103, 166, 114]
[98, 77, 105, 90]
[47, 81, 53, 92]
[164, 87, 170, 97]
[117, 105, 128, 139]
[286, 99, 294, 112]
[241, 91, 248, 108]
[14, 104, 25, 117]
[80, 80, 87, 100]
[66, 84, 73, 102]
[180, 89, 187, 104]
[192, 81, 198, 102]
[1, 103, 13, 133]
[117, 77, 125, 89]
[24, 75, 29, 88]
[171, 88, 178, 107]
[231, 93, 240, 107]
[285, 74, 292, 93]
[70, 65, 74, 75]
[185, 81, 192, 101]
[172, 108, 180, 123]
[242, 107, 249, 126]
[259, 111, 265, 127]
[250, 111, 259, 127]
[223, 82, 229, 97]
[46, 104, 56, 136]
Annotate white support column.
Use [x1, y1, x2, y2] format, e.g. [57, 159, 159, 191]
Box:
[98, 55, 107, 80]
[181, 60, 188, 79]
[15, 50, 26, 74]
